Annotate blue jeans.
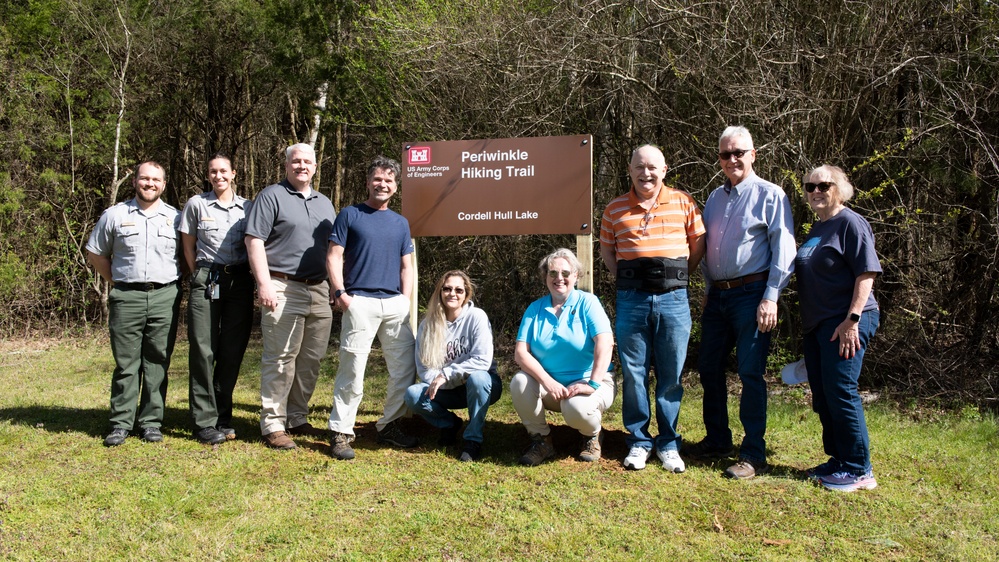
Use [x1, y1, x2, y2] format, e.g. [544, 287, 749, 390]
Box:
[616, 288, 692, 452]
[403, 370, 502, 444]
[803, 310, 879, 474]
[697, 280, 771, 463]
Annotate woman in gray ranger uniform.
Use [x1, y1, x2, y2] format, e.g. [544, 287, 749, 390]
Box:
[180, 154, 254, 444]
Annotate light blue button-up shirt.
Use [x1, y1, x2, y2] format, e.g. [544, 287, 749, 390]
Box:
[702, 172, 796, 303]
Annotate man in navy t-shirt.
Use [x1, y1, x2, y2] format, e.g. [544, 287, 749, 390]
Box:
[326, 156, 418, 460]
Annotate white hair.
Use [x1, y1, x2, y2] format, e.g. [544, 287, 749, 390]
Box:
[718, 126, 754, 150]
[285, 143, 316, 162]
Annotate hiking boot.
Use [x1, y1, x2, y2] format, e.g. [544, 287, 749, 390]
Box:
[438, 412, 462, 447]
[806, 458, 842, 481]
[725, 457, 769, 480]
[656, 448, 686, 473]
[140, 427, 163, 443]
[377, 420, 419, 448]
[104, 428, 129, 447]
[519, 433, 555, 466]
[623, 446, 652, 470]
[263, 431, 296, 450]
[684, 438, 734, 459]
[287, 422, 325, 437]
[819, 470, 877, 492]
[195, 426, 226, 445]
[458, 440, 482, 462]
[578, 431, 603, 463]
[330, 432, 355, 460]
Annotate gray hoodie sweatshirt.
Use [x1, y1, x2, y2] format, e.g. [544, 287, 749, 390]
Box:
[415, 301, 496, 389]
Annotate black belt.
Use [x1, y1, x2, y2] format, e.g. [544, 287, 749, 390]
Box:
[713, 272, 768, 291]
[114, 280, 177, 291]
[616, 257, 688, 293]
[196, 261, 250, 275]
[269, 271, 326, 286]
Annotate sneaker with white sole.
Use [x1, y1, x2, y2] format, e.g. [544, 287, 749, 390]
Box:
[819, 470, 877, 492]
[656, 448, 686, 473]
[623, 446, 652, 470]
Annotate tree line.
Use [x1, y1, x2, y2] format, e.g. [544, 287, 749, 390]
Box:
[1, 0, 996, 405]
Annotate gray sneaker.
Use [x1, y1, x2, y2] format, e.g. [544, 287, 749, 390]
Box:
[519, 433, 555, 466]
[579, 431, 603, 462]
[330, 432, 355, 460]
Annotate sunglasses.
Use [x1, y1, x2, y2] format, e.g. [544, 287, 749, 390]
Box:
[441, 286, 465, 295]
[719, 149, 750, 160]
[804, 182, 834, 193]
[548, 269, 574, 279]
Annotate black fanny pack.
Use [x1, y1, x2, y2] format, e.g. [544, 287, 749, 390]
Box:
[616, 257, 688, 293]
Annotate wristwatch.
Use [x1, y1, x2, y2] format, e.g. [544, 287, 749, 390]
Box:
[334, 289, 346, 300]
[848, 312, 861, 322]
[587, 379, 601, 390]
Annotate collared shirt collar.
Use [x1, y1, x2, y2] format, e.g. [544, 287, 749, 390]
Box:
[203, 189, 246, 209]
[126, 197, 168, 217]
[280, 178, 314, 199]
[723, 171, 759, 195]
[627, 185, 668, 209]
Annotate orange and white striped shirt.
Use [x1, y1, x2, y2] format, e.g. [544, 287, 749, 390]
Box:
[600, 186, 705, 261]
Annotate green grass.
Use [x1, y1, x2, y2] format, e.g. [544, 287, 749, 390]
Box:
[1, 336, 997, 560]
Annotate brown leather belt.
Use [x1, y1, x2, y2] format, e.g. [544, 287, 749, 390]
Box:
[269, 271, 326, 286]
[713, 272, 768, 291]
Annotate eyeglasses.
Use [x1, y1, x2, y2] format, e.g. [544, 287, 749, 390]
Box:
[719, 149, 751, 160]
[441, 286, 465, 295]
[547, 270, 574, 279]
[804, 182, 834, 193]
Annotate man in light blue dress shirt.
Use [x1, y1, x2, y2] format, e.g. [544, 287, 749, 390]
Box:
[691, 126, 796, 479]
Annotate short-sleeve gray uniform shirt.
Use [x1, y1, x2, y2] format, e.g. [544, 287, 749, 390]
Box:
[86, 198, 181, 284]
[179, 191, 251, 265]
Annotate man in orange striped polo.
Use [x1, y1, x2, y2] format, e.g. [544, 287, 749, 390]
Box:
[599, 145, 706, 472]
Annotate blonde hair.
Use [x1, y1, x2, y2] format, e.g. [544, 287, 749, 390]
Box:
[418, 270, 474, 370]
[806, 165, 855, 202]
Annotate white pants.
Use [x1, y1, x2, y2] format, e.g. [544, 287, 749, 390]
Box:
[510, 371, 615, 438]
[328, 294, 416, 434]
[259, 279, 332, 435]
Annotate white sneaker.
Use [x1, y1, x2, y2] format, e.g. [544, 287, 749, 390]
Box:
[623, 446, 652, 470]
[656, 448, 686, 473]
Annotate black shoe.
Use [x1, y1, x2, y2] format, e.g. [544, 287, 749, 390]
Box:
[438, 413, 462, 447]
[195, 426, 226, 445]
[287, 422, 325, 437]
[216, 425, 236, 440]
[683, 438, 734, 459]
[459, 441, 482, 462]
[140, 427, 163, 443]
[104, 428, 129, 447]
[377, 420, 419, 448]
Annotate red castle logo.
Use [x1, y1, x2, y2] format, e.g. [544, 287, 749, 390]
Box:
[408, 146, 431, 165]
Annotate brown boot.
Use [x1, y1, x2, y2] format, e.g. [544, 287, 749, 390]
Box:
[519, 433, 555, 466]
[263, 431, 297, 450]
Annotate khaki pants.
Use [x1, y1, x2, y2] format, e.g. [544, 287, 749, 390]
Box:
[510, 371, 615, 438]
[259, 279, 332, 435]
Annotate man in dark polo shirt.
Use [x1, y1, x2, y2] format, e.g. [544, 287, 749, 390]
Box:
[245, 143, 336, 450]
[86, 161, 182, 447]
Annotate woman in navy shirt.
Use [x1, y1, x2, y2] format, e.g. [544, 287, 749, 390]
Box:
[795, 165, 882, 492]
